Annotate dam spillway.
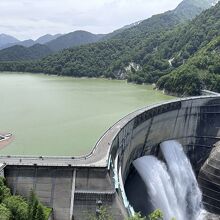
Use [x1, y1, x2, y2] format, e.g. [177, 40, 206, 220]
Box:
[1, 96, 220, 219]
[133, 141, 203, 220]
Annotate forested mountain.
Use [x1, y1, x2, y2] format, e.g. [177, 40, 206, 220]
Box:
[45, 31, 104, 52]
[157, 36, 220, 96]
[0, 34, 19, 48]
[129, 1, 220, 86]
[173, 0, 218, 20]
[103, 0, 215, 42]
[35, 34, 62, 44]
[0, 31, 104, 60]
[103, 21, 143, 40]
[0, 44, 52, 61]
[0, 0, 218, 96]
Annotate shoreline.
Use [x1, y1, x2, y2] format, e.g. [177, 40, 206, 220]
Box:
[0, 71, 177, 98]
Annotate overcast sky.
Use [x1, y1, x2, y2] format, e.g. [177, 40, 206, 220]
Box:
[0, 0, 182, 40]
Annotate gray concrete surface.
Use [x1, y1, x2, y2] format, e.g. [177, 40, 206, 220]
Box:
[199, 141, 220, 214]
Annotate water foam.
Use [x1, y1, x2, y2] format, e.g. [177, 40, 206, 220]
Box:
[133, 140, 203, 220]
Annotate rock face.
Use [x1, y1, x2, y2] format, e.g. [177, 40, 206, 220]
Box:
[198, 142, 220, 214]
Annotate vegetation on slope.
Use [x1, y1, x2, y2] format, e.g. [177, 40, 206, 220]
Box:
[0, 44, 53, 61]
[46, 30, 104, 52]
[0, 177, 51, 220]
[157, 36, 220, 95]
[0, 31, 104, 61]
[0, 0, 219, 96]
[0, 0, 210, 74]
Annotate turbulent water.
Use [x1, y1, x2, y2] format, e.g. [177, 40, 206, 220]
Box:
[133, 140, 203, 220]
[161, 141, 202, 219]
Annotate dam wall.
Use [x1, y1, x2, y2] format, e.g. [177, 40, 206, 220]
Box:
[1, 96, 220, 219]
[112, 97, 220, 180]
[108, 96, 220, 214]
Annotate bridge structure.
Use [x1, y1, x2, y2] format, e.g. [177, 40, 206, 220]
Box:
[0, 96, 220, 219]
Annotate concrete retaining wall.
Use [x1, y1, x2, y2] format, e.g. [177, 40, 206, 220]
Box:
[108, 97, 220, 215]
[112, 97, 220, 180]
[4, 165, 126, 220]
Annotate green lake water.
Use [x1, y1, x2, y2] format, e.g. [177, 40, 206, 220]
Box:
[0, 72, 174, 156]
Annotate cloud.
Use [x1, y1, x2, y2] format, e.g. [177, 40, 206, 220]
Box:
[0, 0, 182, 40]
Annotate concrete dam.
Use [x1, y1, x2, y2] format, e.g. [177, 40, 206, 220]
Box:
[0, 96, 220, 219]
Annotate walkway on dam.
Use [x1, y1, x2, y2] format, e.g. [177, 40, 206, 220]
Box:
[0, 96, 218, 168]
[0, 99, 150, 167]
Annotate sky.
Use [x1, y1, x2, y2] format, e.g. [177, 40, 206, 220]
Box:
[0, 0, 182, 40]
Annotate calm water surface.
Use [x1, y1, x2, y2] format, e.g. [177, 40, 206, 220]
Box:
[0, 72, 174, 156]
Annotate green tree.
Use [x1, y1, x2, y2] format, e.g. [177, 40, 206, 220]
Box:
[148, 209, 163, 220]
[35, 204, 46, 220]
[127, 211, 176, 220]
[88, 206, 113, 220]
[3, 196, 28, 220]
[27, 190, 48, 220]
[0, 177, 11, 203]
[0, 204, 12, 220]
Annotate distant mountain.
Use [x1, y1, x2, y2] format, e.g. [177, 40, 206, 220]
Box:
[10, 0, 212, 74]
[0, 39, 35, 50]
[104, 0, 217, 40]
[0, 31, 105, 61]
[35, 34, 62, 44]
[0, 34, 19, 48]
[0, 34, 61, 50]
[46, 30, 105, 52]
[0, 44, 52, 61]
[103, 21, 143, 40]
[17, 39, 35, 47]
[0, 0, 218, 87]
[0, 30, 105, 59]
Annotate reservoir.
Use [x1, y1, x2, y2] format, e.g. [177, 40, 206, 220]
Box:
[0, 72, 173, 156]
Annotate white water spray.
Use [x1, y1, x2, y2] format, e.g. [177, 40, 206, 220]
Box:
[161, 140, 202, 220]
[133, 140, 203, 220]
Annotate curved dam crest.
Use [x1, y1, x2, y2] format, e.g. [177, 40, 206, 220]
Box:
[0, 95, 220, 220]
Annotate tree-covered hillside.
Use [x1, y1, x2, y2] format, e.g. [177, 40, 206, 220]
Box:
[0, 44, 53, 61]
[0, 0, 210, 73]
[0, 31, 104, 61]
[157, 35, 220, 96]
[0, 0, 219, 96]
[46, 30, 104, 52]
[0, 177, 51, 220]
